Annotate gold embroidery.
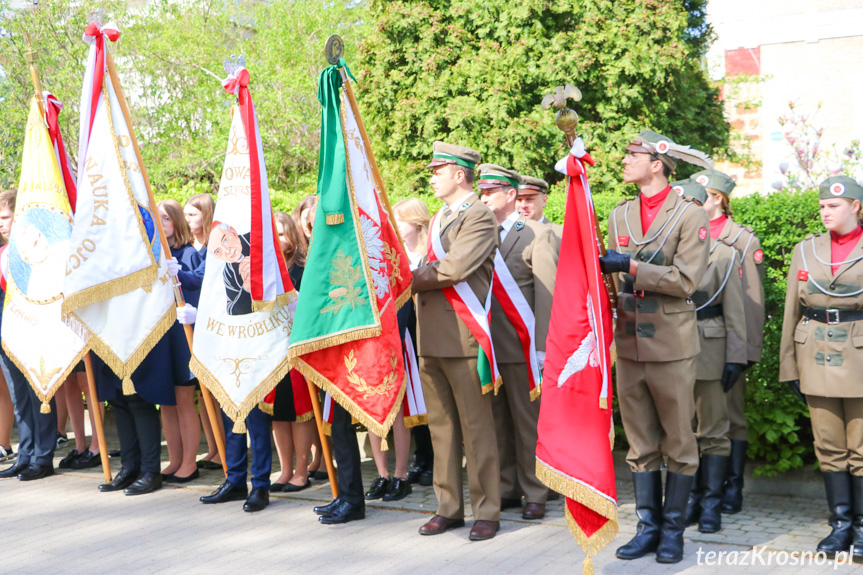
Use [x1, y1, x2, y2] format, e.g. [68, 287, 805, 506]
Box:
[383, 243, 402, 287]
[27, 357, 62, 389]
[345, 348, 397, 399]
[215, 355, 268, 388]
[321, 249, 367, 315]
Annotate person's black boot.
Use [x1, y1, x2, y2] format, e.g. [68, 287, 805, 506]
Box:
[721, 439, 747, 514]
[656, 472, 695, 564]
[698, 454, 729, 533]
[615, 470, 662, 560]
[685, 460, 702, 526]
[850, 475, 863, 562]
[818, 471, 853, 556]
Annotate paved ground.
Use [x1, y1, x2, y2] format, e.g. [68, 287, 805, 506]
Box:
[3, 413, 863, 574]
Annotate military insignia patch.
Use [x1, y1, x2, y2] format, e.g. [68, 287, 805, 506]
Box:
[656, 140, 670, 154]
[739, 267, 743, 278]
[618, 236, 630, 247]
[696, 174, 709, 186]
[754, 249, 764, 263]
[698, 227, 707, 241]
[673, 185, 684, 196]
[831, 183, 846, 196]
[460, 202, 470, 212]
[798, 270, 809, 281]
[515, 220, 524, 231]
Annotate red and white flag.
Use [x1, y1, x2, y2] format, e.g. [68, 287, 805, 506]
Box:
[536, 140, 617, 575]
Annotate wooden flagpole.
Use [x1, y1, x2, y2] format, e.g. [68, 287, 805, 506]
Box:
[307, 381, 338, 498]
[24, 40, 112, 482]
[105, 51, 227, 475]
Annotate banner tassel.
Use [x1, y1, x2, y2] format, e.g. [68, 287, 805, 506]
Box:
[122, 376, 135, 396]
[40, 402, 51, 414]
[380, 437, 388, 451]
[233, 420, 247, 434]
[599, 397, 607, 410]
[582, 556, 593, 575]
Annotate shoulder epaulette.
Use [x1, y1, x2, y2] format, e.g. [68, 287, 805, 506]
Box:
[616, 198, 631, 207]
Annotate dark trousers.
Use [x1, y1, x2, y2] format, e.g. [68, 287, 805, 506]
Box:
[0, 348, 55, 466]
[412, 424, 434, 469]
[223, 407, 272, 490]
[110, 393, 162, 474]
[331, 402, 363, 506]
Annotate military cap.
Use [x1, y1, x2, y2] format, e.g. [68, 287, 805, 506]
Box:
[518, 176, 550, 196]
[670, 179, 708, 206]
[692, 169, 736, 196]
[820, 175, 863, 203]
[426, 141, 481, 170]
[626, 129, 713, 170]
[476, 164, 523, 190]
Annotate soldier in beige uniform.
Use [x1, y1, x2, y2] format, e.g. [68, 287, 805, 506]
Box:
[672, 180, 748, 534]
[601, 130, 711, 564]
[476, 165, 556, 521]
[412, 142, 502, 542]
[780, 176, 863, 558]
[516, 176, 562, 236]
[692, 168, 766, 515]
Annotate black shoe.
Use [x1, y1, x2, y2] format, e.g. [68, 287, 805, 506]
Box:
[58, 449, 81, 469]
[851, 475, 863, 561]
[314, 498, 341, 516]
[165, 469, 199, 484]
[55, 433, 69, 449]
[616, 470, 662, 560]
[70, 450, 101, 470]
[364, 476, 390, 500]
[407, 463, 429, 484]
[656, 472, 695, 564]
[318, 500, 365, 524]
[269, 483, 285, 493]
[200, 480, 248, 504]
[108, 449, 121, 458]
[685, 459, 702, 526]
[698, 454, 729, 533]
[308, 468, 328, 480]
[99, 467, 139, 492]
[418, 469, 433, 487]
[382, 477, 412, 502]
[721, 439, 747, 514]
[0, 460, 28, 479]
[284, 480, 311, 493]
[197, 459, 222, 470]
[124, 471, 162, 495]
[818, 471, 853, 555]
[18, 463, 54, 481]
[243, 487, 269, 512]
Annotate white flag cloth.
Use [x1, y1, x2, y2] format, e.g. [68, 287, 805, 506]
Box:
[62, 23, 175, 393]
[2, 98, 87, 412]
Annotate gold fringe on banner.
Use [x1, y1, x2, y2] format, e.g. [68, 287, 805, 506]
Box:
[296, 411, 315, 423]
[294, 358, 406, 441]
[530, 383, 542, 402]
[122, 376, 135, 396]
[287, 324, 382, 360]
[325, 213, 344, 225]
[1, 340, 89, 415]
[40, 402, 51, 414]
[403, 413, 427, 429]
[61, 265, 158, 319]
[481, 374, 503, 396]
[251, 289, 297, 313]
[394, 286, 412, 313]
[258, 401, 274, 416]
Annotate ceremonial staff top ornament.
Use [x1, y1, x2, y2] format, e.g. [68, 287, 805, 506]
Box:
[325, 35, 344, 66]
[541, 84, 583, 144]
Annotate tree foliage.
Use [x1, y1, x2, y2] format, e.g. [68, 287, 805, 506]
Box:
[356, 0, 729, 197]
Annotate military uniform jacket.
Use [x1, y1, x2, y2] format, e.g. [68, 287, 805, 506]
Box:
[779, 233, 863, 397]
[717, 218, 766, 362]
[490, 215, 557, 362]
[694, 239, 748, 380]
[607, 190, 710, 362]
[412, 195, 498, 358]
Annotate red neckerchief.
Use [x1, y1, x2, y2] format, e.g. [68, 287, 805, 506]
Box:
[640, 185, 671, 235]
[830, 225, 863, 275]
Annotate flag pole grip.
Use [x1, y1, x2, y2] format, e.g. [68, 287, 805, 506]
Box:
[308, 381, 338, 498]
[83, 352, 112, 483]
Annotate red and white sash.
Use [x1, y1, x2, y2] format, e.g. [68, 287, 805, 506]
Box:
[402, 328, 427, 427]
[427, 207, 501, 392]
[0, 245, 8, 294]
[492, 248, 541, 400]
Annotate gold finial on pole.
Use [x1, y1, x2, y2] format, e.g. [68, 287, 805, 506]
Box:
[541, 84, 582, 145]
[22, 30, 45, 116]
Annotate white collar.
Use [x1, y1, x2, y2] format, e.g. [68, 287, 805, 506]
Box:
[500, 209, 519, 233]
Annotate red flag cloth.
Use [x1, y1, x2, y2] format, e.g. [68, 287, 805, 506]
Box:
[536, 150, 617, 575]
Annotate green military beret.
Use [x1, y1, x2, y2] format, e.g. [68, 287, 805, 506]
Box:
[820, 175, 863, 203]
[692, 169, 736, 196]
[518, 176, 550, 196]
[476, 164, 522, 190]
[426, 141, 481, 170]
[670, 179, 708, 206]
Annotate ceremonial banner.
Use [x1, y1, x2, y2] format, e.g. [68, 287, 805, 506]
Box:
[288, 63, 412, 439]
[535, 144, 617, 575]
[62, 22, 175, 392]
[190, 60, 296, 432]
[2, 97, 87, 412]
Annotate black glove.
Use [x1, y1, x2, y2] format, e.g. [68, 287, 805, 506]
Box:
[721, 363, 747, 392]
[787, 380, 806, 403]
[599, 250, 631, 274]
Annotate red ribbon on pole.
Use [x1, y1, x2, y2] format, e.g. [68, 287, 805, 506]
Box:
[43, 93, 78, 213]
[82, 22, 120, 141]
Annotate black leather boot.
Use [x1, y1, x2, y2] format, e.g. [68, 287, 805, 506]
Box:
[851, 475, 863, 562]
[615, 470, 662, 560]
[698, 454, 728, 533]
[721, 439, 747, 514]
[817, 471, 853, 556]
[685, 459, 702, 526]
[656, 472, 695, 564]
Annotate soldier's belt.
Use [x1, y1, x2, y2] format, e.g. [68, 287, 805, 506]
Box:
[801, 306, 863, 325]
[696, 305, 723, 321]
[621, 282, 663, 298]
